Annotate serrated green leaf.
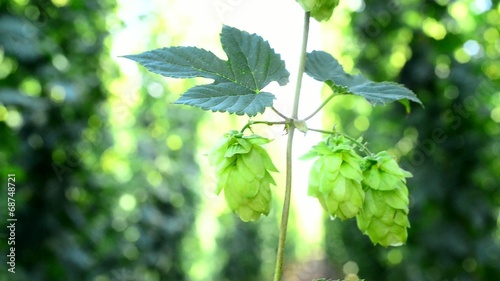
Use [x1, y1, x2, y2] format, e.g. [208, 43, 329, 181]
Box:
[349, 80, 421, 106]
[220, 25, 290, 88]
[123, 25, 290, 116]
[305, 50, 422, 107]
[174, 83, 276, 116]
[305, 50, 353, 86]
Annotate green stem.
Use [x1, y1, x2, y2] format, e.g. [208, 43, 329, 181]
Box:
[240, 121, 288, 133]
[303, 92, 337, 121]
[273, 11, 310, 281]
[272, 107, 289, 120]
[291, 14, 310, 120]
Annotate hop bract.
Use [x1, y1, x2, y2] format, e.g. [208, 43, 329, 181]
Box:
[304, 135, 365, 220]
[356, 151, 413, 247]
[209, 130, 278, 222]
[296, 0, 339, 21]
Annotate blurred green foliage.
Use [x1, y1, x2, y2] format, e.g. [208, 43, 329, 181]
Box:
[0, 0, 205, 280]
[324, 0, 500, 280]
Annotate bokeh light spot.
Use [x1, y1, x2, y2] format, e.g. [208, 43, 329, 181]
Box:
[483, 62, 500, 79]
[119, 193, 137, 211]
[472, 0, 492, 14]
[124, 226, 140, 243]
[387, 248, 403, 265]
[51, 0, 69, 7]
[444, 85, 459, 100]
[147, 82, 164, 98]
[463, 40, 481, 56]
[50, 85, 66, 103]
[435, 0, 450, 5]
[435, 63, 450, 79]
[449, 2, 469, 20]
[20, 77, 42, 97]
[12, 0, 29, 5]
[354, 116, 370, 132]
[28, 134, 44, 149]
[0, 105, 7, 122]
[52, 148, 66, 164]
[166, 134, 183, 151]
[422, 18, 447, 40]
[88, 115, 103, 128]
[0, 57, 17, 79]
[115, 131, 135, 154]
[5, 109, 23, 128]
[65, 186, 81, 202]
[491, 107, 500, 123]
[345, 0, 365, 12]
[111, 217, 127, 232]
[147, 170, 162, 187]
[170, 192, 185, 208]
[462, 257, 478, 272]
[390, 51, 407, 69]
[52, 54, 69, 71]
[343, 261, 359, 275]
[454, 48, 471, 63]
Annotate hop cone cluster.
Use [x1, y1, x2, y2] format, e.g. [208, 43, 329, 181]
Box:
[356, 151, 413, 247]
[304, 135, 365, 220]
[209, 130, 278, 222]
[296, 0, 339, 21]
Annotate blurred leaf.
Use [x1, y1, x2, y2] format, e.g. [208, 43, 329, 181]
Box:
[123, 25, 290, 116]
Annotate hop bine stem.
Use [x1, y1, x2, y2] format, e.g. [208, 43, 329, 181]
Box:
[273, 11, 310, 281]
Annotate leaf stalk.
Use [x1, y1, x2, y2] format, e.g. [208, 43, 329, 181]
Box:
[303, 92, 337, 121]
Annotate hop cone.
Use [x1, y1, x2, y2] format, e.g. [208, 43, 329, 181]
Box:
[356, 151, 413, 247]
[209, 130, 278, 222]
[305, 136, 365, 220]
[296, 0, 339, 21]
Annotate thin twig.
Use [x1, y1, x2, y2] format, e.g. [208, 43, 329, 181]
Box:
[303, 92, 337, 121]
[240, 121, 288, 133]
[271, 107, 289, 120]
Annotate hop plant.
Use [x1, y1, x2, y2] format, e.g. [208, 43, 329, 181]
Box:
[296, 0, 340, 21]
[356, 151, 413, 247]
[209, 130, 278, 222]
[304, 135, 365, 220]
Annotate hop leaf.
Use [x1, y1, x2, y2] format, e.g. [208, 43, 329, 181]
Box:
[209, 130, 278, 222]
[123, 26, 290, 116]
[306, 135, 365, 220]
[296, 0, 340, 21]
[356, 151, 412, 247]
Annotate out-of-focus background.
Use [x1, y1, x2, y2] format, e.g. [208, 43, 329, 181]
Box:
[1, 0, 499, 280]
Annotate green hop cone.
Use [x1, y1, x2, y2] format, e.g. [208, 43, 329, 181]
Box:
[304, 135, 365, 220]
[209, 130, 278, 222]
[296, 0, 340, 21]
[356, 151, 413, 247]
